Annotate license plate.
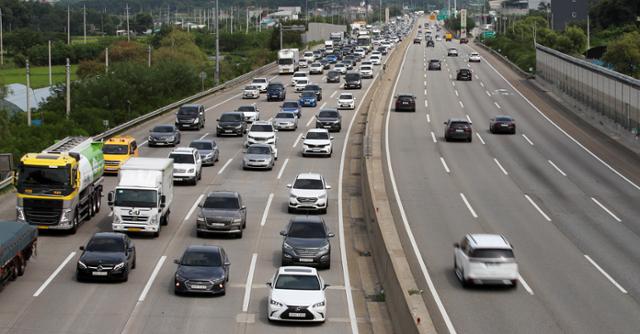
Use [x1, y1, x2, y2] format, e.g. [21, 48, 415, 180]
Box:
[324, 125, 332, 129]
[92, 271, 108, 276]
[501, 124, 509, 127]
[289, 312, 306, 318]
[456, 129, 464, 133]
[225, 130, 233, 133]
[402, 102, 408, 105]
[190, 284, 207, 290]
[37, 225, 49, 229]
[209, 223, 225, 227]
[127, 228, 143, 232]
[299, 258, 314, 262]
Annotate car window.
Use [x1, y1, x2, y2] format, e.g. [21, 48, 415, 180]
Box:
[170, 153, 195, 164]
[469, 249, 514, 259]
[318, 111, 339, 118]
[86, 237, 124, 252]
[237, 106, 255, 112]
[219, 114, 242, 122]
[250, 124, 274, 132]
[345, 73, 360, 80]
[247, 146, 271, 155]
[301, 92, 316, 98]
[274, 274, 321, 290]
[276, 113, 295, 119]
[181, 250, 221, 267]
[293, 73, 307, 78]
[203, 196, 240, 210]
[450, 121, 470, 129]
[293, 178, 324, 189]
[306, 131, 330, 140]
[288, 222, 327, 238]
[153, 125, 175, 133]
[339, 94, 352, 99]
[178, 107, 199, 116]
[496, 117, 513, 122]
[283, 102, 299, 108]
[253, 79, 267, 83]
[245, 85, 258, 90]
[189, 142, 214, 150]
[103, 144, 129, 155]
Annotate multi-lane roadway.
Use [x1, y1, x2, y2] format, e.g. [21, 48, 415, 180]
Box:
[385, 18, 640, 334]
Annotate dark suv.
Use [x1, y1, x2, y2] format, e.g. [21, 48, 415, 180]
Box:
[175, 104, 205, 130]
[426, 40, 435, 47]
[280, 216, 335, 269]
[326, 70, 341, 83]
[196, 191, 247, 238]
[444, 118, 473, 142]
[428, 59, 441, 70]
[216, 112, 246, 137]
[457, 68, 472, 81]
[266, 82, 286, 101]
[395, 94, 416, 112]
[315, 109, 342, 132]
[344, 72, 362, 89]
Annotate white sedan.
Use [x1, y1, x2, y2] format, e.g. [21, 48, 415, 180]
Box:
[469, 52, 482, 62]
[267, 266, 328, 323]
[369, 55, 382, 65]
[359, 65, 373, 79]
[337, 92, 355, 110]
[309, 62, 324, 75]
[242, 85, 260, 99]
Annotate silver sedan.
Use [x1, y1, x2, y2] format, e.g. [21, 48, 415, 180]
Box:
[272, 112, 299, 131]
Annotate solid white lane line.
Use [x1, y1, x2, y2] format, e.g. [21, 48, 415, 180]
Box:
[584, 255, 627, 294]
[591, 197, 622, 222]
[33, 252, 76, 297]
[426, 114, 431, 123]
[198, 132, 210, 140]
[518, 275, 535, 295]
[465, 114, 472, 123]
[476, 133, 486, 145]
[460, 193, 478, 218]
[293, 133, 304, 147]
[522, 134, 535, 146]
[485, 90, 491, 97]
[480, 81, 485, 87]
[494, 102, 501, 109]
[205, 93, 242, 111]
[454, 90, 459, 96]
[386, 41, 457, 334]
[481, 53, 640, 191]
[277, 158, 289, 180]
[242, 253, 258, 312]
[138, 256, 167, 302]
[260, 194, 274, 227]
[217, 158, 233, 175]
[548, 160, 567, 176]
[524, 194, 552, 222]
[431, 131, 438, 143]
[330, 90, 337, 98]
[440, 157, 451, 174]
[305, 116, 315, 127]
[459, 101, 464, 108]
[184, 194, 204, 221]
[139, 140, 148, 147]
[493, 158, 509, 175]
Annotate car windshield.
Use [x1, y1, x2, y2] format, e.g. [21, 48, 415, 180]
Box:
[114, 188, 157, 208]
[170, 153, 195, 164]
[253, 79, 266, 83]
[361, 66, 372, 70]
[203, 195, 240, 210]
[470, 249, 514, 259]
[306, 131, 330, 140]
[293, 73, 307, 78]
[282, 102, 299, 109]
[178, 107, 199, 116]
[278, 58, 293, 65]
[288, 222, 327, 238]
[496, 117, 513, 122]
[335, 64, 345, 68]
[312, 63, 321, 67]
[247, 146, 271, 155]
[190, 141, 214, 150]
[274, 274, 321, 290]
[301, 92, 316, 98]
[153, 126, 174, 133]
[276, 113, 295, 119]
[297, 80, 308, 85]
[86, 237, 124, 252]
[237, 106, 255, 112]
[102, 144, 128, 155]
[293, 178, 324, 189]
[181, 250, 221, 267]
[250, 124, 273, 132]
[245, 85, 258, 90]
[318, 111, 339, 118]
[339, 94, 352, 99]
[450, 122, 470, 129]
[220, 114, 242, 122]
[345, 74, 360, 80]
[398, 96, 413, 101]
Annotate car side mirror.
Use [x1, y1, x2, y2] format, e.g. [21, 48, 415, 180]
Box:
[241, 206, 246, 210]
[197, 203, 203, 208]
[160, 195, 166, 208]
[326, 185, 332, 189]
[328, 232, 335, 238]
[107, 191, 114, 206]
[216, 118, 220, 121]
[453, 242, 460, 248]
[79, 246, 85, 251]
[443, 121, 447, 125]
[224, 261, 231, 266]
[280, 231, 287, 236]
[266, 282, 272, 287]
[286, 184, 292, 188]
[323, 284, 330, 290]
[330, 137, 334, 140]
[174, 259, 180, 264]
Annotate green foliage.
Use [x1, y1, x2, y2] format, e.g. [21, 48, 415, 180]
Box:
[602, 31, 640, 78]
[444, 15, 476, 33]
[133, 13, 154, 34]
[0, 65, 77, 89]
[590, 0, 640, 30]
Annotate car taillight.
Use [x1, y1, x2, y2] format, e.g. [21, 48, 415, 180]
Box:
[464, 127, 471, 132]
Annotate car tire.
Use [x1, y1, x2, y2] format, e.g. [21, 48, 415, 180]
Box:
[320, 207, 328, 214]
[121, 270, 129, 282]
[16, 258, 26, 276]
[511, 128, 516, 135]
[489, 126, 494, 134]
[288, 207, 296, 214]
[153, 231, 160, 238]
[69, 212, 79, 235]
[132, 255, 137, 269]
[468, 137, 473, 143]
[197, 231, 205, 238]
[237, 229, 243, 239]
[323, 262, 331, 270]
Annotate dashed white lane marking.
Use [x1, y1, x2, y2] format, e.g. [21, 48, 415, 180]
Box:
[459, 101, 464, 108]
[424, 73, 427, 78]
[454, 90, 459, 96]
[584, 255, 627, 294]
[260, 193, 275, 226]
[424, 81, 427, 86]
[205, 93, 242, 111]
[524, 194, 552, 222]
[138, 256, 167, 302]
[522, 134, 535, 146]
[139, 140, 148, 147]
[185, 194, 204, 221]
[494, 158, 509, 175]
[494, 102, 502, 109]
[242, 253, 258, 312]
[33, 252, 76, 297]
[217, 158, 233, 175]
[591, 197, 622, 222]
[548, 160, 567, 176]
[426, 114, 431, 123]
[519, 275, 535, 295]
[480, 81, 485, 88]
[460, 193, 478, 218]
[452, 81, 456, 87]
[440, 157, 451, 174]
[424, 89, 428, 96]
[330, 91, 337, 98]
[474, 75, 479, 79]
[199, 132, 210, 140]
[277, 158, 289, 179]
[476, 133, 486, 145]
[319, 102, 327, 109]
[425, 100, 429, 108]
[306, 116, 315, 127]
[293, 133, 304, 147]
[431, 131, 438, 143]
[486, 90, 491, 97]
[466, 114, 472, 123]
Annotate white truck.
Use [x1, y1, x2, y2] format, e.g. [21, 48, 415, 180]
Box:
[324, 40, 334, 53]
[108, 157, 173, 238]
[278, 48, 299, 74]
[330, 31, 344, 42]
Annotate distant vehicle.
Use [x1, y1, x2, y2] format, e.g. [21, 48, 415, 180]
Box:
[304, 84, 323, 100]
[0, 221, 37, 286]
[196, 191, 246, 238]
[250, 77, 269, 92]
[428, 59, 441, 70]
[395, 94, 416, 112]
[294, 79, 310, 92]
[330, 31, 344, 41]
[445, 32, 453, 41]
[299, 59, 309, 68]
[326, 70, 341, 83]
[189, 139, 219, 166]
[175, 104, 205, 130]
[334, 63, 347, 74]
[245, 121, 278, 158]
[267, 266, 328, 322]
[413, 37, 421, 44]
[287, 173, 331, 214]
[460, 37, 469, 44]
[174, 245, 230, 295]
[447, 48, 458, 56]
[469, 52, 481, 62]
[243, 85, 260, 99]
[102, 135, 138, 174]
[303, 128, 334, 157]
[325, 54, 338, 63]
[369, 54, 382, 65]
[344, 72, 362, 89]
[266, 82, 286, 101]
[236, 105, 260, 123]
[489, 115, 516, 134]
[280, 216, 335, 269]
[319, 59, 331, 69]
[291, 71, 310, 86]
[454, 234, 518, 288]
[299, 90, 318, 107]
[303, 50, 315, 63]
[309, 62, 324, 74]
[273, 112, 299, 131]
[281, 101, 302, 118]
[148, 124, 181, 146]
[77, 232, 136, 282]
[457, 68, 472, 81]
[243, 143, 276, 170]
[315, 109, 342, 132]
[443, 118, 473, 142]
[169, 147, 202, 185]
[359, 65, 373, 79]
[216, 112, 246, 137]
[337, 92, 355, 110]
[278, 48, 299, 74]
[426, 40, 435, 47]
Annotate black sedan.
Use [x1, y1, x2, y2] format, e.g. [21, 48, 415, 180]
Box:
[174, 245, 230, 295]
[326, 70, 341, 83]
[148, 124, 181, 147]
[315, 109, 342, 132]
[77, 232, 136, 282]
[457, 68, 472, 81]
[280, 216, 335, 269]
[428, 59, 441, 70]
[490, 115, 517, 134]
[444, 118, 473, 142]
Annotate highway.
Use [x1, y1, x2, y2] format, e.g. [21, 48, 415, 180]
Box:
[0, 47, 391, 333]
[385, 18, 640, 334]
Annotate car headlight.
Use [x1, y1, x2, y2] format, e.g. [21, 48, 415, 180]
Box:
[233, 218, 242, 223]
[77, 260, 87, 269]
[235, 124, 243, 129]
[175, 273, 186, 282]
[318, 193, 327, 199]
[150, 215, 158, 225]
[312, 301, 326, 308]
[320, 244, 330, 251]
[167, 136, 175, 141]
[148, 136, 153, 141]
[283, 242, 294, 250]
[217, 125, 223, 129]
[60, 208, 73, 223]
[113, 262, 126, 271]
[205, 153, 213, 158]
[193, 118, 199, 123]
[270, 299, 284, 307]
[16, 207, 25, 221]
[197, 215, 205, 222]
[188, 168, 195, 173]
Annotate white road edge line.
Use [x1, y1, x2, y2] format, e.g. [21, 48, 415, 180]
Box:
[493, 158, 509, 175]
[260, 193, 275, 226]
[33, 252, 76, 297]
[138, 255, 167, 302]
[524, 194, 552, 222]
[431, 131, 438, 143]
[460, 193, 479, 218]
[385, 41, 457, 334]
[217, 158, 233, 175]
[293, 133, 304, 147]
[440, 157, 451, 174]
[584, 254, 627, 294]
[205, 93, 242, 111]
[480, 51, 640, 191]
[518, 275, 535, 295]
[591, 197, 622, 222]
[522, 134, 535, 146]
[548, 160, 567, 176]
[242, 253, 258, 312]
[184, 194, 204, 221]
[476, 133, 486, 145]
[277, 158, 289, 180]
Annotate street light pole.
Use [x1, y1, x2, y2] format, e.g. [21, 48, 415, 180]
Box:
[1, 7, 4, 65]
[126, 3, 130, 42]
[66, 58, 71, 119]
[215, 0, 220, 86]
[26, 60, 31, 127]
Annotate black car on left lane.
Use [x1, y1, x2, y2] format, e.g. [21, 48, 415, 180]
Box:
[77, 232, 136, 282]
[174, 245, 230, 295]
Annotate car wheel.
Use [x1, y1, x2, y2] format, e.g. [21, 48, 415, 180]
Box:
[489, 126, 494, 134]
[512, 128, 516, 135]
[197, 231, 204, 238]
[69, 212, 79, 235]
[323, 261, 331, 270]
[468, 136, 473, 143]
[320, 207, 328, 214]
[121, 270, 129, 282]
[198, 171, 202, 180]
[237, 229, 243, 239]
[153, 231, 160, 238]
[16, 258, 26, 276]
[288, 207, 296, 214]
[132, 255, 136, 269]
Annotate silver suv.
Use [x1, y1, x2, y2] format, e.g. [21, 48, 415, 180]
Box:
[287, 173, 331, 214]
[196, 191, 247, 238]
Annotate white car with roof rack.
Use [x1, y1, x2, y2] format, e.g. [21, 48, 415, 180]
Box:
[453, 233, 519, 288]
[250, 77, 269, 92]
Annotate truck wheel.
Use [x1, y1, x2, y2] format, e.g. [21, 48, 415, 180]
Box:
[88, 194, 96, 217]
[16, 258, 26, 276]
[69, 212, 79, 235]
[9, 261, 18, 281]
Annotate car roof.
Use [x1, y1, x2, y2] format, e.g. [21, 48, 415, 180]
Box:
[181, 104, 202, 108]
[190, 139, 215, 145]
[251, 121, 273, 126]
[495, 115, 513, 119]
[467, 234, 511, 249]
[448, 118, 470, 123]
[308, 128, 330, 134]
[277, 266, 318, 276]
[220, 111, 244, 116]
[247, 143, 272, 149]
[206, 191, 240, 198]
[339, 92, 353, 96]
[153, 124, 176, 129]
[295, 172, 323, 180]
[170, 147, 197, 154]
[92, 232, 126, 240]
[185, 244, 222, 254]
[252, 77, 267, 81]
[290, 215, 325, 224]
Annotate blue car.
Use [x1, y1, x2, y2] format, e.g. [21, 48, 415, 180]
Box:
[298, 91, 318, 107]
[325, 55, 338, 63]
[281, 100, 302, 118]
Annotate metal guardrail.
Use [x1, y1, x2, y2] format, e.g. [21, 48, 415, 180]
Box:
[0, 177, 11, 191]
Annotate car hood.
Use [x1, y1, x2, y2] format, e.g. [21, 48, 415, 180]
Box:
[80, 251, 126, 266]
[303, 139, 331, 146]
[197, 149, 214, 156]
[201, 208, 241, 219]
[290, 188, 325, 198]
[218, 121, 242, 126]
[274, 118, 295, 123]
[245, 153, 272, 160]
[248, 132, 275, 139]
[338, 99, 353, 104]
[150, 131, 175, 137]
[267, 88, 284, 93]
[176, 265, 225, 281]
[173, 163, 196, 170]
[271, 288, 325, 307]
[284, 237, 329, 249]
[300, 96, 316, 101]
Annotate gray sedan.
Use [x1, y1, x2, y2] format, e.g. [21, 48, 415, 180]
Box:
[189, 139, 219, 166]
[242, 144, 276, 170]
[272, 112, 298, 131]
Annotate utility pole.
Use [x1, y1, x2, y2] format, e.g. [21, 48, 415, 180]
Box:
[83, 4, 87, 43]
[126, 4, 131, 42]
[0, 7, 4, 65]
[280, 25, 283, 50]
[65, 58, 71, 119]
[147, 45, 151, 67]
[246, 7, 249, 33]
[26, 60, 31, 127]
[231, 7, 234, 33]
[587, 15, 590, 51]
[215, 0, 220, 86]
[48, 40, 52, 86]
[67, 3, 71, 45]
[306, 0, 309, 25]
[105, 47, 109, 73]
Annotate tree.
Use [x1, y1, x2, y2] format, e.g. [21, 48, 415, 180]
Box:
[590, 0, 640, 30]
[564, 26, 587, 55]
[602, 31, 640, 78]
[133, 13, 154, 34]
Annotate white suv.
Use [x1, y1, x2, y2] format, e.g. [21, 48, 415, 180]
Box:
[302, 129, 333, 157]
[287, 173, 331, 214]
[291, 71, 309, 87]
[267, 266, 328, 323]
[245, 121, 278, 158]
[453, 234, 519, 288]
[169, 147, 202, 185]
[251, 77, 269, 92]
[337, 92, 355, 110]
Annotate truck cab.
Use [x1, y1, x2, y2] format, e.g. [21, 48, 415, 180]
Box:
[102, 136, 138, 174]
